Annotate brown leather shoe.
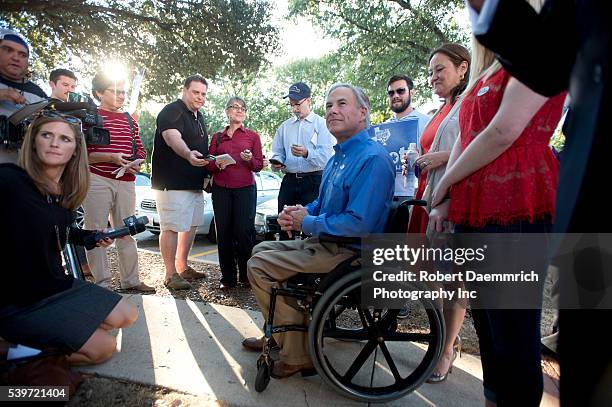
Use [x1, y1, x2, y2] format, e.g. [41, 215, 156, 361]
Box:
[164, 273, 192, 290]
[270, 360, 317, 379]
[241, 336, 277, 352]
[124, 282, 156, 293]
[179, 266, 206, 280]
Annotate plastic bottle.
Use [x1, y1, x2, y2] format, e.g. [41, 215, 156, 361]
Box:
[404, 143, 419, 191]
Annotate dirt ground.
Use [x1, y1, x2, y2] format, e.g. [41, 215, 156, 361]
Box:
[67, 248, 559, 406]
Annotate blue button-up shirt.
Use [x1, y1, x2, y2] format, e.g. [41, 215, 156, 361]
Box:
[301, 129, 395, 236]
[271, 111, 335, 173]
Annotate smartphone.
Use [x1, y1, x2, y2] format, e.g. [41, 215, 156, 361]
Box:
[269, 158, 286, 167]
[205, 154, 216, 161]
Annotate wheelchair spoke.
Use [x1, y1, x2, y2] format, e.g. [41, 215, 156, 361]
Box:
[377, 309, 399, 331]
[379, 341, 403, 383]
[357, 308, 372, 329]
[334, 304, 347, 316]
[343, 339, 378, 382]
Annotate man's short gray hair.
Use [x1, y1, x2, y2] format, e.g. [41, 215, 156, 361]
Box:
[326, 83, 371, 127]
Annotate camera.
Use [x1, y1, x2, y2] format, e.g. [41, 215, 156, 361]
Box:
[83, 215, 148, 248]
[0, 93, 110, 149]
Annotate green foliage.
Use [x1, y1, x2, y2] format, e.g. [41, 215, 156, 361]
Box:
[137, 110, 157, 161]
[1, 0, 278, 101]
[201, 56, 347, 152]
[550, 128, 565, 152]
[288, 0, 469, 112]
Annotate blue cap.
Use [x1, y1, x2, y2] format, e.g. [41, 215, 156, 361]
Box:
[0, 29, 30, 55]
[283, 82, 311, 100]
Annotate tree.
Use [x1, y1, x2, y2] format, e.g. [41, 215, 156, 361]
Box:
[137, 109, 156, 159]
[288, 0, 469, 112]
[1, 0, 279, 101]
[202, 56, 345, 152]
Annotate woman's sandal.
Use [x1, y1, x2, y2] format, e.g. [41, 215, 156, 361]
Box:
[427, 335, 462, 383]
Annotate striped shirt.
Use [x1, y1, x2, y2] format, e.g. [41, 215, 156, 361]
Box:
[87, 109, 146, 182]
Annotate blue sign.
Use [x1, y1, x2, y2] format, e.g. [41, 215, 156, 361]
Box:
[368, 119, 419, 196]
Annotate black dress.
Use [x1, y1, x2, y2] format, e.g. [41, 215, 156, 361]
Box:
[0, 163, 122, 352]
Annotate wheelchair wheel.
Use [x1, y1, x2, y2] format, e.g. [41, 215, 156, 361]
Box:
[255, 356, 271, 392]
[309, 270, 444, 403]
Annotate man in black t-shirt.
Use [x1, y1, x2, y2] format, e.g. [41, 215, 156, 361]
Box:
[151, 75, 210, 290]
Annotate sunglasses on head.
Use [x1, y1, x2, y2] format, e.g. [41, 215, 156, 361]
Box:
[35, 110, 82, 125]
[387, 87, 409, 97]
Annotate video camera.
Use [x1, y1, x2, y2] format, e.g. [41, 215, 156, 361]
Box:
[0, 93, 110, 149]
[64, 215, 148, 280]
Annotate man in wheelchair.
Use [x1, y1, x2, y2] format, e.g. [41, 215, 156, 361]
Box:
[243, 83, 395, 379]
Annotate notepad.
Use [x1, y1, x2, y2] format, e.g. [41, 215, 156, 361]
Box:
[213, 154, 236, 166]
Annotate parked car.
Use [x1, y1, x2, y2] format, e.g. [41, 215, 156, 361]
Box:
[136, 172, 282, 243]
[254, 198, 280, 241]
[74, 172, 151, 229]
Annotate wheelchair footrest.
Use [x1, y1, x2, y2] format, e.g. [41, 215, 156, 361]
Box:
[275, 287, 310, 300]
[271, 324, 308, 334]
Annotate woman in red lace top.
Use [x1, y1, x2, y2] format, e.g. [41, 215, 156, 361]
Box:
[429, 38, 566, 404]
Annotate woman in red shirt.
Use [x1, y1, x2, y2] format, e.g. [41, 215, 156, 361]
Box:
[207, 97, 264, 289]
[406, 43, 471, 384]
[429, 38, 566, 404]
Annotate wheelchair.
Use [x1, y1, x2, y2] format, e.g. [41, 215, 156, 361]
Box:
[253, 200, 446, 403]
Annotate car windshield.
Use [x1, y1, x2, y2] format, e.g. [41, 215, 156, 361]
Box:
[135, 174, 151, 186]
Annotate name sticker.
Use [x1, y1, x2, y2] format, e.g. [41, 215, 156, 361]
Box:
[477, 86, 490, 97]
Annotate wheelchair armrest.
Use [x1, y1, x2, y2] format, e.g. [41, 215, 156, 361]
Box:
[319, 233, 361, 245]
[398, 199, 427, 209]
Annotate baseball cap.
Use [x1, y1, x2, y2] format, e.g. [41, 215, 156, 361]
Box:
[0, 28, 30, 55]
[283, 82, 311, 100]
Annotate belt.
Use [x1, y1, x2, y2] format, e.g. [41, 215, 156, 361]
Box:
[285, 171, 323, 178]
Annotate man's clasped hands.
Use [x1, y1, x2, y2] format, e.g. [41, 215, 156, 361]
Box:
[277, 205, 308, 238]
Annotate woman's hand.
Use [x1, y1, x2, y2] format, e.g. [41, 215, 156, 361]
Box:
[240, 149, 253, 162]
[429, 200, 451, 233]
[216, 161, 229, 170]
[96, 229, 115, 248]
[431, 177, 451, 208]
[415, 151, 449, 174]
[110, 153, 131, 166]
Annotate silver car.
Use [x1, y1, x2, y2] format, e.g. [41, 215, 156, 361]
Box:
[136, 172, 281, 242]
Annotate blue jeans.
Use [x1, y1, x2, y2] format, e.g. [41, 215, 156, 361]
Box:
[455, 217, 551, 406]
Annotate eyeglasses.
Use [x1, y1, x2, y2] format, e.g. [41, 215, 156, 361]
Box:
[387, 87, 409, 97]
[35, 110, 82, 125]
[288, 99, 307, 108]
[106, 88, 127, 96]
[228, 105, 247, 112]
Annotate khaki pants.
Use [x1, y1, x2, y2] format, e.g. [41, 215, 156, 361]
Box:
[247, 238, 355, 364]
[83, 173, 141, 288]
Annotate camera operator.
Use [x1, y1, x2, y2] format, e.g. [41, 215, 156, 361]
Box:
[48, 68, 77, 102]
[82, 71, 154, 292]
[0, 29, 47, 163]
[0, 113, 137, 365]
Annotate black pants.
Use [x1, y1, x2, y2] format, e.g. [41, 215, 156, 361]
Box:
[211, 184, 256, 285]
[277, 173, 321, 240]
[455, 218, 551, 406]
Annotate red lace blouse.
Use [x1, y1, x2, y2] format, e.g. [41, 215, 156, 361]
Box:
[448, 68, 566, 227]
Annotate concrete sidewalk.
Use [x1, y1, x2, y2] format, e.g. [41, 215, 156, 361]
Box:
[78, 295, 558, 406]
